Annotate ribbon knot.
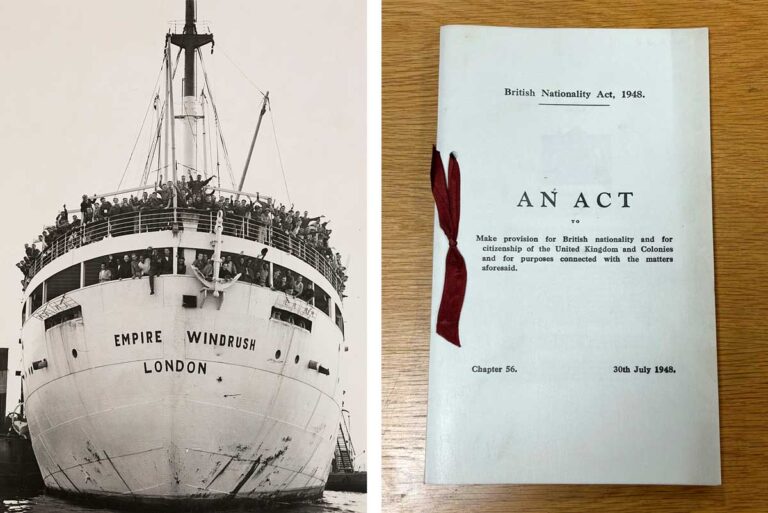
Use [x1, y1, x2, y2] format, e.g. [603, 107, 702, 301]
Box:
[430, 146, 467, 347]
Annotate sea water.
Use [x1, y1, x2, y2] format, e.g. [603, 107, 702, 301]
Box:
[0, 490, 365, 513]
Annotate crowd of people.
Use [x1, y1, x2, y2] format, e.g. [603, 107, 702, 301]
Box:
[17, 173, 348, 293]
[96, 247, 180, 295]
[89, 247, 322, 304]
[190, 252, 319, 306]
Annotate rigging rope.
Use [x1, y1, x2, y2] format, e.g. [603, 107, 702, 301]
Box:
[206, 95, 213, 178]
[197, 48, 238, 188]
[154, 94, 161, 175]
[219, 46, 267, 98]
[116, 54, 166, 190]
[268, 102, 292, 205]
[139, 48, 183, 186]
[205, 93, 215, 180]
[200, 91, 209, 178]
[214, 45, 292, 204]
[141, 101, 166, 186]
[215, 102, 221, 191]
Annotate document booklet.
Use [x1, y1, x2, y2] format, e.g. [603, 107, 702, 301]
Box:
[425, 26, 720, 485]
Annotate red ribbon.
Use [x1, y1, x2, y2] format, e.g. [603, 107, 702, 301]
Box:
[430, 146, 467, 347]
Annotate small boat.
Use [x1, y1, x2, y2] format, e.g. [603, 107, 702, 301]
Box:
[325, 409, 366, 493]
[0, 382, 43, 492]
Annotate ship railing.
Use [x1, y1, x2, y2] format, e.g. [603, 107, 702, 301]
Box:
[26, 208, 346, 294]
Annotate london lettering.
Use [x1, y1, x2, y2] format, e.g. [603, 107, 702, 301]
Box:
[114, 330, 163, 347]
[186, 330, 256, 351]
[143, 359, 207, 375]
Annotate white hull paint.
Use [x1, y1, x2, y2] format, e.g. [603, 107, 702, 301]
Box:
[21, 232, 345, 504]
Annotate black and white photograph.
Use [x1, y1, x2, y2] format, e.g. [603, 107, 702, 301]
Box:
[0, 0, 366, 511]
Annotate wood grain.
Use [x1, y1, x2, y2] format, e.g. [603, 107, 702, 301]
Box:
[382, 1, 768, 511]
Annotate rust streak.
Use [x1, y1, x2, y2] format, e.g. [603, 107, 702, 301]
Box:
[205, 456, 235, 490]
[237, 447, 289, 497]
[229, 456, 262, 496]
[46, 469, 65, 490]
[56, 464, 80, 493]
[103, 451, 133, 495]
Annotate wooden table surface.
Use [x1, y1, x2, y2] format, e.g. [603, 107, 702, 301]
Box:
[382, 1, 768, 511]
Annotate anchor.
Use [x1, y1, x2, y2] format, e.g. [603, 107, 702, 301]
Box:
[192, 210, 241, 309]
[191, 210, 269, 309]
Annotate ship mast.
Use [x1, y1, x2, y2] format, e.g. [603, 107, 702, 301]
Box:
[236, 92, 269, 200]
[170, 0, 213, 181]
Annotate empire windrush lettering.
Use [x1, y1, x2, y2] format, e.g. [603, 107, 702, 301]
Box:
[186, 330, 257, 351]
[114, 330, 163, 346]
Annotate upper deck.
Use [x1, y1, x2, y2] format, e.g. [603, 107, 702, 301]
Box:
[24, 206, 347, 296]
[21, 208, 347, 338]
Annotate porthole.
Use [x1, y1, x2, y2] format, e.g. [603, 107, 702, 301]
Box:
[72, 349, 78, 358]
[295, 355, 300, 364]
[275, 350, 281, 359]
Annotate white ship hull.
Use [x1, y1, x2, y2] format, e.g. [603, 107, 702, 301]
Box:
[21, 231, 345, 505]
[17, 1, 354, 504]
